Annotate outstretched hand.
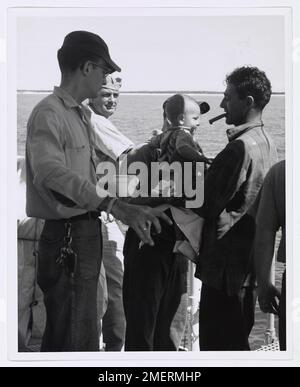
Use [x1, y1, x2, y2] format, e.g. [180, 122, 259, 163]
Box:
[257, 283, 281, 315]
[111, 200, 172, 246]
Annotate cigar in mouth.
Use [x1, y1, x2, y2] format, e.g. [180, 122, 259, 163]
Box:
[209, 113, 227, 125]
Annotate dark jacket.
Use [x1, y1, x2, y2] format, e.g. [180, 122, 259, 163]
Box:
[195, 121, 278, 295]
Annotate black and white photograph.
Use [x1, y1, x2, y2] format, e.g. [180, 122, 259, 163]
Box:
[1, 1, 300, 368]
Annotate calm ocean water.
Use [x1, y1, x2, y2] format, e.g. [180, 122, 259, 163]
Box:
[17, 92, 285, 350]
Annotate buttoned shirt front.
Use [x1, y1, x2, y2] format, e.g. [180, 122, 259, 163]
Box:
[26, 86, 110, 219]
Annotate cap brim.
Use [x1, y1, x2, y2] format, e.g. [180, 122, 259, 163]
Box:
[105, 57, 121, 73]
[101, 85, 120, 92]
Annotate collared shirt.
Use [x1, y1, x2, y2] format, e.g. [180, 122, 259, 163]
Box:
[195, 120, 278, 295]
[226, 120, 262, 141]
[26, 86, 111, 220]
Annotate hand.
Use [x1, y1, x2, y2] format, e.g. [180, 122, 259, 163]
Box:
[257, 283, 281, 315]
[111, 200, 172, 246]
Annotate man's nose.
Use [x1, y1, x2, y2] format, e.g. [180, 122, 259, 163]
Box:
[220, 98, 225, 109]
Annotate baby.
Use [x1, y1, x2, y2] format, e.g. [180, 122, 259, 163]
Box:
[148, 94, 211, 262]
[150, 93, 211, 166]
[149, 94, 211, 205]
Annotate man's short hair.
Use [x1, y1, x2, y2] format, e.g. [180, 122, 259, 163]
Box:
[226, 66, 272, 110]
[58, 47, 101, 73]
[57, 30, 121, 74]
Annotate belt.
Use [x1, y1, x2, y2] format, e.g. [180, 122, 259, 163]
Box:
[47, 211, 100, 223]
[69, 211, 100, 221]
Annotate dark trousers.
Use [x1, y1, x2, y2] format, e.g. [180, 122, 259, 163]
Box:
[279, 270, 286, 350]
[123, 220, 188, 351]
[37, 218, 102, 351]
[199, 283, 256, 351]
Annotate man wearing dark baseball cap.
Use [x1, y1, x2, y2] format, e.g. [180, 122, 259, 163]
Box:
[59, 30, 121, 74]
[26, 30, 172, 351]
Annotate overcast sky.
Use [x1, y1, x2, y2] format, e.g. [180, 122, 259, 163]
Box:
[16, 13, 285, 92]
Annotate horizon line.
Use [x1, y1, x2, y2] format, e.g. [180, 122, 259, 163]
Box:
[17, 89, 286, 95]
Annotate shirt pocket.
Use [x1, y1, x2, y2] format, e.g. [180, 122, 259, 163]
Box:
[64, 143, 91, 177]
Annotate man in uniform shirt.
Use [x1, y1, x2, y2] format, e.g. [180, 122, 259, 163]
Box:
[26, 30, 171, 352]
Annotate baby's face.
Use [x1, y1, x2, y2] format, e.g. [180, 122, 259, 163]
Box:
[182, 101, 201, 131]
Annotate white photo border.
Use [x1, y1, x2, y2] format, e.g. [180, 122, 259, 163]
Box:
[2, 1, 299, 367]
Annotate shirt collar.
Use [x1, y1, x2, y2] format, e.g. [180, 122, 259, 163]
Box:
[53, 86, 92, 120]
[53, 86, 81, 109]
[226, 121, 263, 142]
[81, 104, 92, 120]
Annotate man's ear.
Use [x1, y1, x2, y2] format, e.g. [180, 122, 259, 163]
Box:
[177, 113, 185, 125]
[81, 61, 91, 76]
[246, 95, 255, 108]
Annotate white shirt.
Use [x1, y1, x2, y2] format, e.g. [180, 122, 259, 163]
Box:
[89, 108, 134, 161]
